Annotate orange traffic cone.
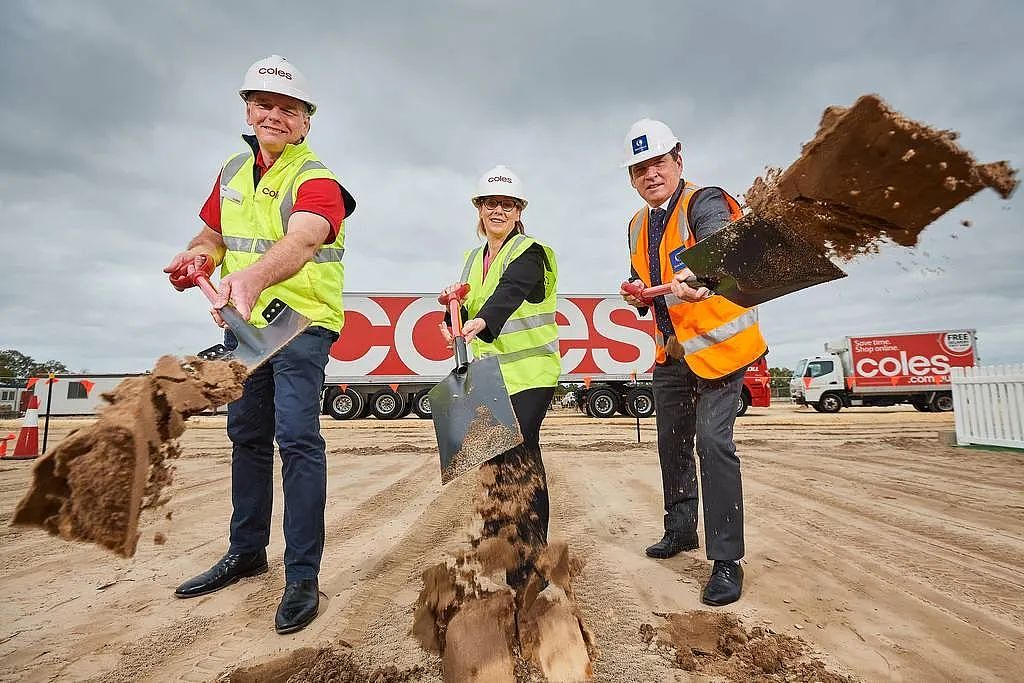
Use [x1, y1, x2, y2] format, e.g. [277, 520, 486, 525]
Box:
[0, 433, 15, 457]
[9, 395, 40, 459]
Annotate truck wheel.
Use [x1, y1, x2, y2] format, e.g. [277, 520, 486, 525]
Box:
[625, 388, 655, 418]
[912, 401, 933, 412]
[817, 392, 843, 414]
[326, 387, 364, 420]
[412, 390, 432, 419]
[735, 389, 751, 417]
[371, 390, 406, 420]
[930, 393, 954, 412]
[587, 388, 619, 418]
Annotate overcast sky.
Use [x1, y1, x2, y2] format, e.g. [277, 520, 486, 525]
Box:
[2, 0, 1021, 374]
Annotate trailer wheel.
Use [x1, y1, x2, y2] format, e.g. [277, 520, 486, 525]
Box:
[371, 390, 406, 420]
[412, 390, 432, 419]
[817, 392, 843, 413]
[399, 397, 414, 418]
[587, 387, 619, 418]
[930, 393, 954, 412]
[326, 387, 364, 420]
[735, 389, 751, 417]
[582, 398, 593, 417]
[625, 388, 655, 418]
[912, 401, 933, 412]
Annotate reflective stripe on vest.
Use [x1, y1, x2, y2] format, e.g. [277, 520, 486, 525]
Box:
[499, 312, 556, 335]
[479, 340, 560, 364]
[681, 308, 760, 356]
[223, 235, 345, 263]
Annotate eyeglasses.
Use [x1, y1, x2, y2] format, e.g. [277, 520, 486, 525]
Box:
[480, 198, 521, 212]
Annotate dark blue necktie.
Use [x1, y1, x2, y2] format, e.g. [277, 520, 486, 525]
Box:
[647, 208, 675, 339]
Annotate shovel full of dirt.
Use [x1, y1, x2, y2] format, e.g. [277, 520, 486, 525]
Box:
[183, 256, 311, 372]
[623, 213, 848, 308]
[428, 284, 523, 485]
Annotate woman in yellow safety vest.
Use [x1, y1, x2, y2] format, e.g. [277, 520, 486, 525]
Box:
[439, 165, 561, 590]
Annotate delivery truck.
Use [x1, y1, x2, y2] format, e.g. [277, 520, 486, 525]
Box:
[322, 293, 770, 420]
[789, 329, 978, 413]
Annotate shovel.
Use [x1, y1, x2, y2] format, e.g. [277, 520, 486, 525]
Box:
[184, 261, 311, 372]
[624, 213, 847, 308]
[428, 283, 523, 485]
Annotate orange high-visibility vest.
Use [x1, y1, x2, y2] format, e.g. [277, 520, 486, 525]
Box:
[628, 182, 767, 378]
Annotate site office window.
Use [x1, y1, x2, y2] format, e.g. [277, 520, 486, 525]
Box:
[67, 382, 88, 400]
[805, 360, 834, 378]
[1, 389, 14, 402]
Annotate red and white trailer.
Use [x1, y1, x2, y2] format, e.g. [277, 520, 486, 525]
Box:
[323, 293, 770, 420]
[789, 329, 978, 413]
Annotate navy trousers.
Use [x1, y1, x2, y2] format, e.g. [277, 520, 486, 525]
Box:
[225, 326, 337, 582]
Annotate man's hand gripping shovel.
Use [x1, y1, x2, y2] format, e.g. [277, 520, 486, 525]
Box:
[175, 255, 311, 372]
[427, 283, 523, 484]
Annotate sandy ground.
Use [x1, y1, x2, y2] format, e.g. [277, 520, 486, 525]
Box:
[0, 405, 1021, 682]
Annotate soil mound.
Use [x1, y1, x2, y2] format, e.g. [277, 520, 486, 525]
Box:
[224, 644, 423, 682]
[10, 355, 246, 557]
[642, 610, 856, 682]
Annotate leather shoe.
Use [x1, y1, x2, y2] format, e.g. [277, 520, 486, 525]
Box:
[275, 579, 320, 634]
[174, 550, 268, 599]
[645, 530, 699, 559]
[702, 560, 743, 606]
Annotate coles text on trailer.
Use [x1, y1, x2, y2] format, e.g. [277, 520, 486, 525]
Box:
[789, 329, 977, 413]
[321, 294, 770, 420]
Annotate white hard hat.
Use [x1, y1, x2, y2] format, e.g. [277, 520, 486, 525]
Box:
[472, 165, 528, 208]
[239, 55, 317, 115]
[621, 118, 680, 167]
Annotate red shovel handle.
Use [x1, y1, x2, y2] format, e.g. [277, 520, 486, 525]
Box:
[186, 257, 220, 305]
[439, 283, 471, 370]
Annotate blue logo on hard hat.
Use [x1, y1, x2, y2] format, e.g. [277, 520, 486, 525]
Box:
[669, 246, 687, 271]
[631, 135, 649, 155]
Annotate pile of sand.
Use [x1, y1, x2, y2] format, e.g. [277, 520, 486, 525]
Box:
[10, 355, 246, 557]
[641, 610, 855, 682]
[745, 93, 1018, 259]
[224, 644, 423, 683]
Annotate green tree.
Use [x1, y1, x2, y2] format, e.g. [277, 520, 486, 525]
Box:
[0, 349, 70, 381]
[769, 366, 794, 390]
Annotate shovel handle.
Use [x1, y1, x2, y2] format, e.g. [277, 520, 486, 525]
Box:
[183, 257, 220, 305]
[621, 278, 712, 304]
[439, 283, 471, 371]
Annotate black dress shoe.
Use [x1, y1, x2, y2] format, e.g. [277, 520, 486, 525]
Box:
[174, 550, 268, 599]
[645, 531, 699, 559]
[275, 579, 320, 634]
[702, 560, 743, 606]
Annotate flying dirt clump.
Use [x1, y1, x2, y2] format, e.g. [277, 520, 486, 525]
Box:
[10, 355, 246, 557]
[413, 540, 596, 683]
[641, 610, 856, 682]
[745, 93, 1018, 260]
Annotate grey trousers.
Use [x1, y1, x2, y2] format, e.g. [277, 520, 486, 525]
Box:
[652, 359, 746, 561]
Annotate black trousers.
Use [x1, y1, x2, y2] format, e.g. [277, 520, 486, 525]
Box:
[652, 359, 745, 561]
[480, 386, 554, 587]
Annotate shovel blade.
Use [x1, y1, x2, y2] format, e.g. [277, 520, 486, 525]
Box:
[428, 355, 523, 485]
[674, 214, 847, 307]
[197, 298, 311, 372]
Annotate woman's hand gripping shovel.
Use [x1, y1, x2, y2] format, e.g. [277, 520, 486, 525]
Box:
[177, 255, 311, 372]
[428, 283, 523, 484]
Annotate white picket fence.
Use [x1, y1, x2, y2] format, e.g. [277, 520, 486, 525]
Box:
[950, 364, 1024, 449]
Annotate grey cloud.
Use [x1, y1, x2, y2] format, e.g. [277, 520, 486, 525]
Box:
[1, 0, 1021, 373]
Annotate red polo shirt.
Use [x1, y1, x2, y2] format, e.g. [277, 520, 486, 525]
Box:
[199, 150, 345, 243]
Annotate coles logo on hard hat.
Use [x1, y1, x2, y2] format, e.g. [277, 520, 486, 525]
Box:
[631, 135, 649, 155]
[258, 66, 293, 80]
[488, 175, 514, 183]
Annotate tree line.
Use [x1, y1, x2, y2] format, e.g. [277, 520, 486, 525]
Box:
[0, 350, 71, 383]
